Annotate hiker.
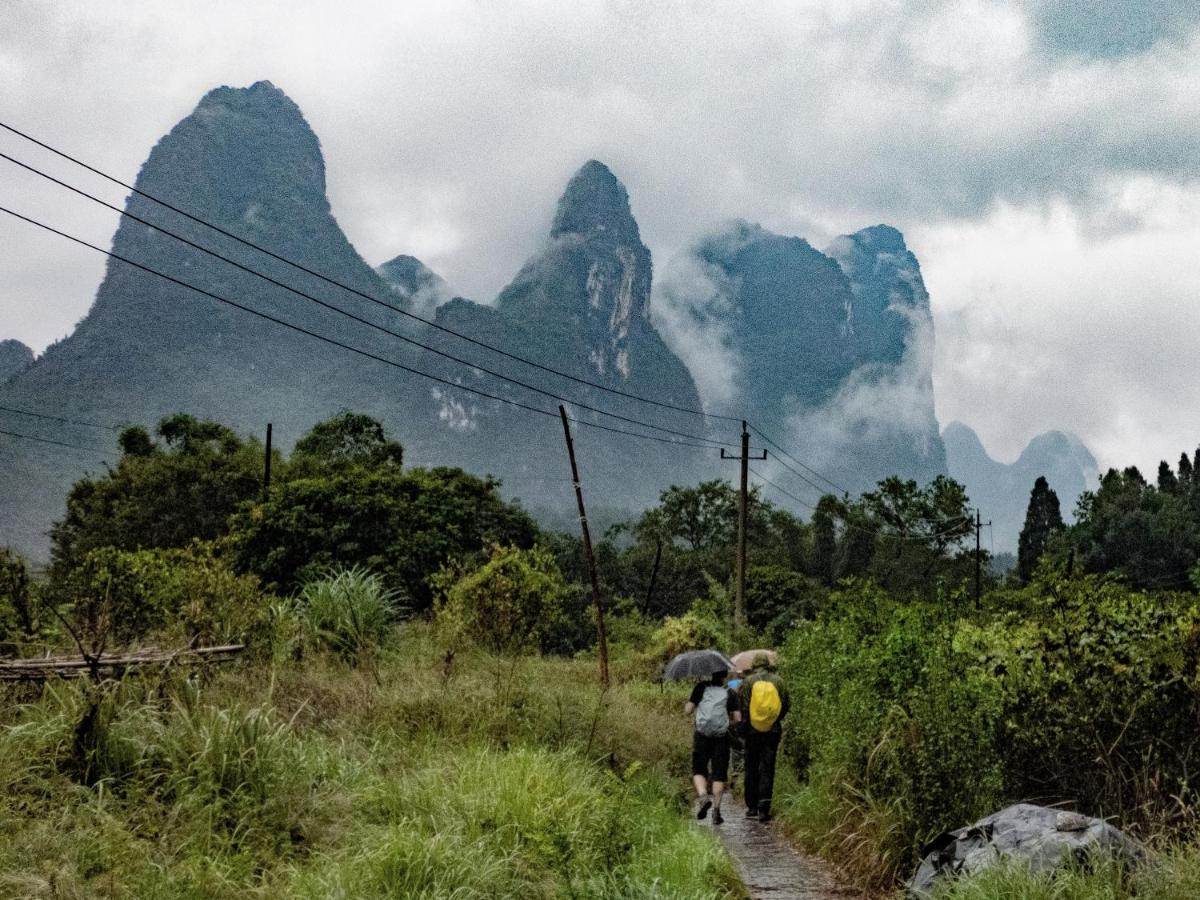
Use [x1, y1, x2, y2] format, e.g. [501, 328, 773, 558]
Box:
[741, 653, 789, 821]
[685, 669, 740, 825]
[726, 675, 745, 789]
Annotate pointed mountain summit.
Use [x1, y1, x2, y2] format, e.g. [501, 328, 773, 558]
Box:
[429, 160, 704, 506]
[550, 160, 642, 245]
[944, 422, 1098, 551]
[0, 339, 33, 382]
[0, 81, 427, 557]
[377, 255, 447, 302]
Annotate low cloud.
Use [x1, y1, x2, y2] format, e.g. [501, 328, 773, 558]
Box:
[3, 0, 1200, 475]
[775, 304, 940, 493]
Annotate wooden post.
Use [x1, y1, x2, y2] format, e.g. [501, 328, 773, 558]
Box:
[263, 422, 273, 499]
[559, 405, 609, 687]
[975, 508, 982, 609]
[721, 422, 764, 631]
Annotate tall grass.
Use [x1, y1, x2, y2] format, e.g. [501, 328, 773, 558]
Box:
[0, 623, 739, 898]
[296, 566, 400, 659]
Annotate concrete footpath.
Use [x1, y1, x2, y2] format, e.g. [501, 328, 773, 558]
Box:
[701, 804, 861, 900]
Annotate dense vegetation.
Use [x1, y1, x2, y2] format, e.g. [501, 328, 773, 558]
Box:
[6, 412, 1200, 897]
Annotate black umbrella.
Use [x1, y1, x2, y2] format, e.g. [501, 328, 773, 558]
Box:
[662, 648, 736, 682]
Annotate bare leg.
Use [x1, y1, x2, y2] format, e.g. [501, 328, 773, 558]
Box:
[693, 774, 709, 797]
[712, 780, 725, 808]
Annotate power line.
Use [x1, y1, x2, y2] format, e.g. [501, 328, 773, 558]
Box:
[0, 403, 120, 432]
[0, 203, 717, 452]
[0, 119, 741, 424]
[0, 427, 109, 456]
[748, 466, 817, 512]
[0, 150, 731, 450]
[763, 451, 840, 501]
[747, 423, 850, 495]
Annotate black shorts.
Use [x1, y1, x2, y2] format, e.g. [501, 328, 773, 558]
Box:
[692, 732, 731, 782]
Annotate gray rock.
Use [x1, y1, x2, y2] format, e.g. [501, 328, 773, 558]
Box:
[908, 803, 1142, 897]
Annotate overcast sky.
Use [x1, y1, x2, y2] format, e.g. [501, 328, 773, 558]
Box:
[2, 0, 1199, 475]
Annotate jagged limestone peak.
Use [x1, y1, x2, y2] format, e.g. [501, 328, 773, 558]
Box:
[551, 160, 642, 245]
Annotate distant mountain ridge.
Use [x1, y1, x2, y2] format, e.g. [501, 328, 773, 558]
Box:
[0, 85, 705, 557]
[943, 421, 1099, 550]
[0, 80, 1096, 559]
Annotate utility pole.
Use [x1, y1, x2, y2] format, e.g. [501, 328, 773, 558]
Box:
[263, 422, 273, 500]
[558, 405, 609, 687]
[974, 508, 991, 609]
[721, 421, 766, 631]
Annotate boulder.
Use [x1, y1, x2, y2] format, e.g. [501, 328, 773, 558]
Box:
[908, 803, 1142, 897]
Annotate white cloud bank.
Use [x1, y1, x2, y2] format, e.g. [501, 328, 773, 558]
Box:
[2, 0, 1200, 475]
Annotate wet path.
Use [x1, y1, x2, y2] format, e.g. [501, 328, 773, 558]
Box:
[701, 804, 860, 899]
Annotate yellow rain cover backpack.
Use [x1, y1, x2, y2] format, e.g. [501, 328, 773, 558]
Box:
[748, 678, 782, 732]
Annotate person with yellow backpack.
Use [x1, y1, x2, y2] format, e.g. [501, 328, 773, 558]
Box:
[740, 653, 790, 821]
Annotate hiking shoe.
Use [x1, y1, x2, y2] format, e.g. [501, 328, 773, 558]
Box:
[697, 796, 713, 820]
[745, 807, 758, 819]
[759, 809, 773, 823]
[712, 809, 724, 825]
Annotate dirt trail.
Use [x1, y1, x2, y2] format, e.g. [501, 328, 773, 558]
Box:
[702, 804, 860, 899]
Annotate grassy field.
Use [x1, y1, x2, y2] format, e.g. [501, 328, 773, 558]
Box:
[0, 626, 743, 899]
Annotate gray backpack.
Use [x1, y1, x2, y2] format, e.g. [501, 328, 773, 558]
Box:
[695, 685, 730, 737]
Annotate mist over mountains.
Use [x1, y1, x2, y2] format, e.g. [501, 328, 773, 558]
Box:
[0, 81, 1096, 558]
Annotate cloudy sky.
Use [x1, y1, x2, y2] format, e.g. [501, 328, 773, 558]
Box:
[2, 0, 1199, 475]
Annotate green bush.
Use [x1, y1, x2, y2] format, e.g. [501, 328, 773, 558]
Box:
[652, 603, 725, 661]
[434, 545, 570, 655]
[777, 574, 1200, 890]
[296, 566, 401, 660]
[60, 541, 268, 646]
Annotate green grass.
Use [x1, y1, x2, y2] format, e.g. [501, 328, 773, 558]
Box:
[0, 624, 741, 899]
[926, 854, 1200, 900]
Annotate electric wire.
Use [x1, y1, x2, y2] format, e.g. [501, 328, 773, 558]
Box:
[0, 119, 742, 424]
[0, 149, 731, 449]
[0, 427, 109, 456]
[0, 403, 119, 432]
[748, 422, 850, 495]
[0, 203, 718, 451]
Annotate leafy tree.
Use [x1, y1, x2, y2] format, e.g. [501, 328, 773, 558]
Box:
[232, 465, 538, 607]
[745, 563, 820, 642]
[50, 414, 264, 581]
[819, 475, 975, 599]
[1158, 460, 1180, 495]
[288, 410, 403, 476]
[1066, 456, 1200, 590]
[433, 544, 569, 655]
[1017, 476, 1064, 583]
[811, 498, 838, 586]
[606, 480, 813, 618]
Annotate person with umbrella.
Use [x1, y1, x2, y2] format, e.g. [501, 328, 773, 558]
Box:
[668, 649, 741, 825]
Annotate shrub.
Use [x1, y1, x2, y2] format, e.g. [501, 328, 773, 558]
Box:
[60, 541, 268, 646]
[433, 545, 570, 655]
[296, 566, 401, 660]
[652, 604, 725, 660]
[0, 547, 43, 650]
[778, 581, 1005, 886]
